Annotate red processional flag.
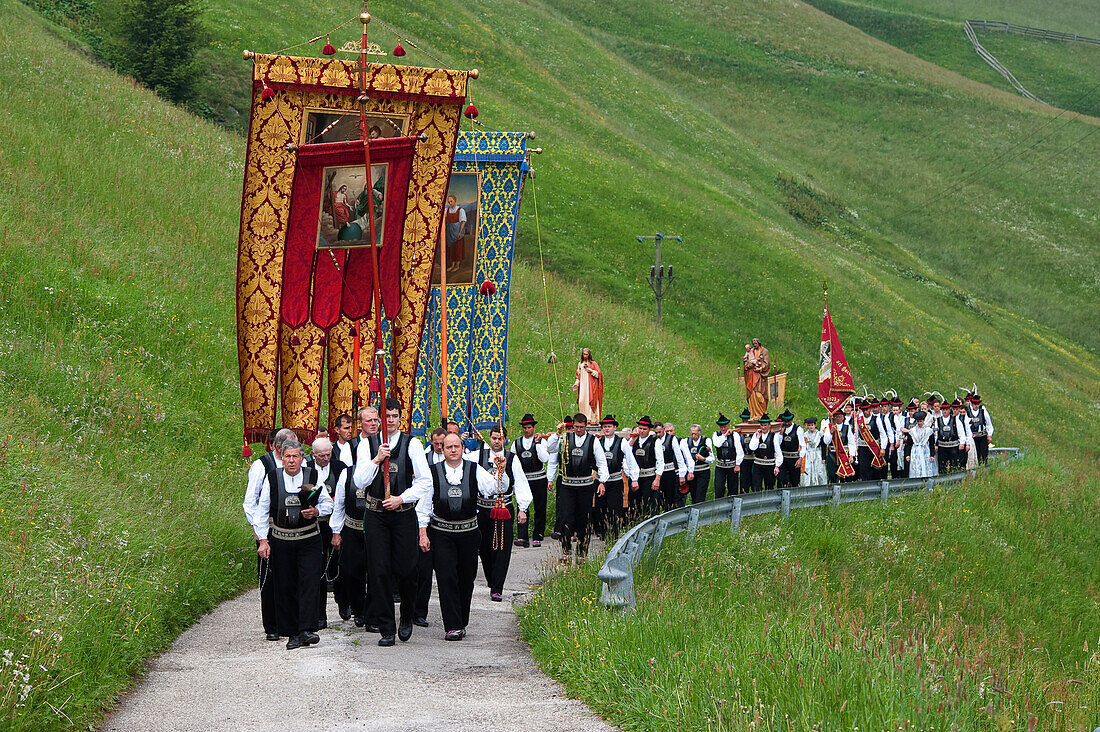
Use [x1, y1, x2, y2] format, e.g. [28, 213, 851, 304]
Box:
[817, 296, 855, 414]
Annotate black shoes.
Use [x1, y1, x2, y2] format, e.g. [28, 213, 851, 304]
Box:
[398, 620, 413, 642]
[286, 635, 303, 650]
[354, 616, 367, 627]
[378, 635, 396, 647]
[412, 617, 430, 627]
[318, 620, 327, 630]
[366, 624, 380, 633]
[514, 538, 529, 548]
[301, 632, 320, 646]
[265, 633, 280, 641]
[444, 629, 463, 641]
[339, 606, 352, 621]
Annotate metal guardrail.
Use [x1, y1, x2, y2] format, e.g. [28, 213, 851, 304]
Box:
[598, 447, 1027, 608]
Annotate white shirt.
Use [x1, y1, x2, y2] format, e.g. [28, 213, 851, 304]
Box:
[540, 433, 562, 483]
[511, 435, 552, 469]
[425, 447, 447, 465]
[243, 454, 282, 538]
[967, 406, 994, 436]
[436, 460, 499, 503]
[463, 447, 534, 511]
[657, 434, 686, 478]
[747, 432, 784, 467]
[601, 434, 640, 481]
[353, 431, 435, 528]
[681, 436, 716, 470]
[779, 425, 807, 458]
[335, 440, 354, 468]
[253, 468, 334, 539]
[712, 430, 746, 466]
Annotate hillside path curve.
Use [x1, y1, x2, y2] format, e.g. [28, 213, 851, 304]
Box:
[102, 541, 612, 731]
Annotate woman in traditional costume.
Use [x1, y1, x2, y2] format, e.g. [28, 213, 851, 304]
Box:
[800, 418, 827, 486]
[904, 411, 936, 479]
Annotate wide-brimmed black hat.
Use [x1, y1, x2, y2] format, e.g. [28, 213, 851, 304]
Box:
[637, 416, 654, 428]
[758, 413, 771, 424]
[519, 413, 538, 426]
[778, 408, 795, 423]
[563, 415, 574, 425]
[601, 414, 618, 426]
[716, 413, 730, 426]
[739, 408, 751, 421]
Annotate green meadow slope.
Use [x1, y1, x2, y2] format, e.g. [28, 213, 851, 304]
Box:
[1, 0, 1099, 727]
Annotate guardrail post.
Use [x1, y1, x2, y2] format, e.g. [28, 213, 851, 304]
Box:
[730, 498, 742, 533]
[687, 508, 700, 543]
[925, 478, 934, 493]
[598, 553, 636, 609]
[652, 520, 670, 554]
[832, 484, 841, 505]
[781, 490, 791, 518]
[880, 480, 890, 504]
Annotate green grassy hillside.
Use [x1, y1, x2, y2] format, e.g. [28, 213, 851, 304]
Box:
[2, 0, 1099, 727]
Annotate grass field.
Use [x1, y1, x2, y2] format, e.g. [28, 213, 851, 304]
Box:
[1, 0, 1099, 727]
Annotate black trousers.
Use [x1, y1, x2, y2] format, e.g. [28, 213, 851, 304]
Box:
[553, 476, 564, 536]
[974, 435, 989, 463]
[826, 452, 839, 484]
[739, 460, 754, 493]
[364, 508, 418, 636]
[338, 522, 368, 622]
[688, 468, 711, 504]
[938, 445, 959, 472]
[256, 540, 278, 635]
[477, 507, 514, 594]
[602, 479, 626, 536]
[591, 485, 607, 538]
[318, 520, 337, 624]
[778, 460, 800, 489]
[660, 470, 684, 511]
[414, 545, 432, 621]
[751, 462, 777, 492]
[431, 526, 480, 632]
[713, 466, 736, 500]
[517, 477, 548, 541]
[558, 482, 595, 556]
[270, 532, 322, 638]
[857, 447, 879, 481]
[631, 475, 658, 520]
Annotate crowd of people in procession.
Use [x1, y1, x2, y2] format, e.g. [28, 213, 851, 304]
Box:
[241, 389, 994, 652]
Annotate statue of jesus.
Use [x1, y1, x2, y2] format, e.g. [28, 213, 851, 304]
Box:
[743, 338, 770, 420]
[572, 348, 603, 423]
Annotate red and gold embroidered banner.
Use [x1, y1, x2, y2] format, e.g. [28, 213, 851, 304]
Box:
[235, 55, 466, 443]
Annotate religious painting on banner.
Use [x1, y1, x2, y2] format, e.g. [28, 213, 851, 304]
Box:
[302, 109, 407, 144]
[433, 172, 479, 285]
[318, 163, 387, 248]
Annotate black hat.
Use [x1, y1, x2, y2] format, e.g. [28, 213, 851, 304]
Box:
[739, 408, 751, 421]
[969, 394, 982, 405]
[519, 413, 538, 426]
[906, 400, 918, 411]
[891, 398, 903, 406]
[804, 417, 818, 425]
[778, 408, 795, 423]
[716, 413, 730, 426]
[758, 413, 771, 424]
[637, 416, 653, 428]
[563, 415, 574, 426]
[601, 414, 618, 426]
[914, 410, 927, 421]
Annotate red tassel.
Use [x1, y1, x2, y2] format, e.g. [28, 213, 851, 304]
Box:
[242, 436, 253, 459]
[479, 279, 496, 296]
[490, 506, 512, 520]
[260, 84, 275, 101]
[464, 102, 478, 119]
[322, 42, 336, 56]
[393, 41, 406, 57]
[369, 376, 381, 394]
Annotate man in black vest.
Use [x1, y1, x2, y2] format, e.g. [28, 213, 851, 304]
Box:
[468, 424, 531, 601]
[330, 429, 373, 630]
[243, 427, 294, 640]
[656, 421, 686, 510]
[854, 401, 885, 481]
[711, 414, 742, 500]
[512, 414, 557, 548]
[936, 401, 963, 472]
[597, 415, 637, 536]
[682, 424, 715, 504]
[965, 394, 994, 464]
[628, 416, 664, 519]
[557, 413, 608, 561]
[748, 414, 783, 491]
[411, 426, 448, 628]
[333, 414, 357, 472]
[550, 415, 572, 541]
[823, 410, 856, 483]
[737, 408, 755, 494]
[420, 433, 500, 640]
[306, 436, 347, 630]
[353, 398, 433, 646]
[253, 440, 333, 650]
[776, 409, 804, 489]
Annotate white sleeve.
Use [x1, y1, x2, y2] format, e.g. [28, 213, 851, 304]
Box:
[535, 438, 551, 464]
[593, 438, 610, 483]
[316, 485, 334, 517]
[353, 439, 378, 490]
[748, 434, 760, 451]
[654, 440, 665, 476]
[704, 438, 715, 465]
[512, 460, 533, 511]
[474, 464, 499, 497]
[404, 438, 433, 527]
[545, 434, 560, 483]
[675, 441, 688, 477]
[774, 437, 783, 467]
[797, 428, 807, 458]
[330, 473, 346, 534]
[252, 475, 271, 540]
[822, 428, 833, 445]
[985, 410, 994, 436]
[622, 441, 639, 481]
[734, 434, 745, 465]
[242, 459, 266, 533]
[848, 429, 858, 461]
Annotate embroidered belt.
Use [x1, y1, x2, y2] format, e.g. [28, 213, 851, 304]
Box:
[938, 440, 960, 448]
[343, 516, 364, 531]
[271, 524, 319, 541]
[561, 475, 593, 487]
[782, 451, 801, 459]
[523, 469, 547, 480]
[430, 515, 479, 533]
[754, 458, 776, 466]
[365, 495, 417, 513]
[693, 462, 711, 470]
[972, 430, 987, 437]
[716, 460, 736, 469]
[637, 468, 656, 478]
[477, 493, 514, 510]
[741, 455, 755, 462]
[605, 471, 623, 482]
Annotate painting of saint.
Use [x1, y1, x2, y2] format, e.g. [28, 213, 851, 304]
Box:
[432, 172, 478, 285]
[318, 163, 388, 248]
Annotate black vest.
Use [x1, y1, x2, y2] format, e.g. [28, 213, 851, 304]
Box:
[477, 448, 519, 497]
[429, 461, 478, 521]
[780, 427, 800, 454]
[565, 433, 597, 478]
[715, 432, 736, 462]
[306, 459, 344, 498]
[259, 451, 279, 486]
[633, 436, 657, 471]
[367, 433, 415, 499]
[515, 437, 546, 476]
[754, 433, 776, 462]
[968, 407, 988, 435]
[740, 431, 755, 462]
[938, 416, 958, 443]
[601, 435, 624, 479]
[268, 466, 320, 530]
[660, 436, 677, 471]
[349, 436, 362, 467]
[687, 437, 710, 471]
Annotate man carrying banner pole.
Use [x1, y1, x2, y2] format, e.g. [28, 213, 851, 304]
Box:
[818, 285, 856, 483]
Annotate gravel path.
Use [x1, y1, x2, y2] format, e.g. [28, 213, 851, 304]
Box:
[102, 540, 612, 731]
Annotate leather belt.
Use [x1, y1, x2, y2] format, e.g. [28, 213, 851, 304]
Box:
[716, 460, 736, 469]
[365, 495, 417, 513]
[523, 469, 547, 480]
[271, 524, 319, 541]
[430, 515, 479, 533]
[477, 494, 514, 510]
[343, 516, 364, 531]
[637, 468, 656, 478]
[561, 475, 593, 487]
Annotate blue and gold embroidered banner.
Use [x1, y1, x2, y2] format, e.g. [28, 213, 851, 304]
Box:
[411, 131, 532, 435]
